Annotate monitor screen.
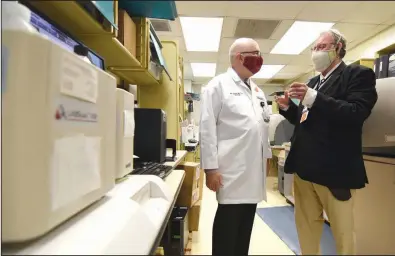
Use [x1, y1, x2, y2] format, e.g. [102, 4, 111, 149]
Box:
[29, 8, 105, 70]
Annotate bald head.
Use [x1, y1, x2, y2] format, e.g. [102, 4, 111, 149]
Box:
[229, 38, 260, 64]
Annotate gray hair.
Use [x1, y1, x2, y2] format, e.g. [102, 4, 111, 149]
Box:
[320, 29, 347, 58]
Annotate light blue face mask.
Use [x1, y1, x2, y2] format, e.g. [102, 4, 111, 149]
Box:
[291, 98, 301, 106]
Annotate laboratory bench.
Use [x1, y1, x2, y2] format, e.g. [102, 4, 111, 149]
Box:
[3, 150, 188, 255]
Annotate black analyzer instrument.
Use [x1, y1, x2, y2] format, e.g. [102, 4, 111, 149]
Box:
[134, 108, 167, 163]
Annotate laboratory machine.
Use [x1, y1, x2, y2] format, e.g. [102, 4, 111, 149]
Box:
[362, 77, 395, 157]
[115, 89, 135, 179]
[2, 29, 117, 242]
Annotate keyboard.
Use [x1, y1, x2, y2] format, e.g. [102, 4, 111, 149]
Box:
[132, 161, 173, 179]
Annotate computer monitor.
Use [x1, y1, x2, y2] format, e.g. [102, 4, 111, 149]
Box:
[23, 2, 105, 70]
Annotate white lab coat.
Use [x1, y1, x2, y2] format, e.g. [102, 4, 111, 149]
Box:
[200, 68, 272, 204]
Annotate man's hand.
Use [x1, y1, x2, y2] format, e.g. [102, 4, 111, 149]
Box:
[274, 90, 290, 109]
[205, 170, 223, 192]
[289, 82, 308, 101]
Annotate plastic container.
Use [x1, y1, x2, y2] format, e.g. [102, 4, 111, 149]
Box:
[2, 2, 37, 33]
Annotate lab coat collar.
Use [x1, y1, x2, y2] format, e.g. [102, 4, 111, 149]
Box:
[227, 67, 258, 91]
[228, 68, 250, 87]
[227, 68, 262, 116]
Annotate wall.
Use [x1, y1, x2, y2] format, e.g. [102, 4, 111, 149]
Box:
[345, 25, 395, 60]
[184, 79, 192, 93]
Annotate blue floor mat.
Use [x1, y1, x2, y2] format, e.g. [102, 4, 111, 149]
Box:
[256, 206, 336, 255]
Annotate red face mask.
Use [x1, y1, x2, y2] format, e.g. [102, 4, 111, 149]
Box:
[242, 55, 263, 74]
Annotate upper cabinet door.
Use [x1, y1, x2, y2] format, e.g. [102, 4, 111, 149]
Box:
[91, 1, 118, 29]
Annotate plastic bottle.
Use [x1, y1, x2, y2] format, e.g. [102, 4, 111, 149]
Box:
[2, 1, 37, 33]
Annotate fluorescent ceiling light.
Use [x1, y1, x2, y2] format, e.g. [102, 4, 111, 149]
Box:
[191, 63, 217, 77]
[180, 17, 223, 52]
[253, 65, 285, 79]
[270, 21, 334, 55]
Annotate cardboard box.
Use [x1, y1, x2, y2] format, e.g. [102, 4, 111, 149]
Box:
[268, 158, 278, 177]
[188, 200, 202, 231]
[176, 162, 201, 207]
[117, 10, 137, 57]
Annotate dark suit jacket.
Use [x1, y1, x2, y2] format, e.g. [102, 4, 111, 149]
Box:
[280, 62, 378, 189]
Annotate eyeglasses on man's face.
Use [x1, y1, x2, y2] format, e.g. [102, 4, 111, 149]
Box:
[311, 42, 337, 51]
[239, 51, 262, 57]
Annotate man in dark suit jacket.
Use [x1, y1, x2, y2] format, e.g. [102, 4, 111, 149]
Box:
[275, 29, 377, 255]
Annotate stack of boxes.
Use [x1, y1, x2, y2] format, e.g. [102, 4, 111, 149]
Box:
[176, 162, 204, 232]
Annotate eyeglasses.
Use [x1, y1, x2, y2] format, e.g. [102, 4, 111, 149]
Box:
[311, 43, 336, 51]
[239, 51, 261, 56]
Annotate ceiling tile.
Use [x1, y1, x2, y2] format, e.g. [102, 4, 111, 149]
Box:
[184, 52, 218, 63]
[226, 1, 309, 20]
[221, 17, 238, 38]
[288, 54, 313, 66]
[155, 18, 183, 37]
[280, 65, 313, 74]
[345, 24, 389, 52]
[333, 23, 379, 42]
[273, 72, 304, 80]
[262, 54, 294, 65]
[340, 1, 395, 24]
[270, 20, 294, 40]
[383, 14, 395, 25]
[252, 78, 269, 86]
[176, 1, 230, 17]
[296, 1, 361, 22]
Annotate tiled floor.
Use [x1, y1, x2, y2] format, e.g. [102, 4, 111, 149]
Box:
[191, 176, 295, 255]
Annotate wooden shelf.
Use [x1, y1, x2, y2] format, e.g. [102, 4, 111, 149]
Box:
[28, 1, 161, 86]
[28, 1, 114, 36]
[79, 35, 140, 67]
[110, 69, 160, 86]
[78, 35, 160, 85]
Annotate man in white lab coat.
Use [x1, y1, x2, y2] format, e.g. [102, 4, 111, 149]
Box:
[199, 38, 272, 256]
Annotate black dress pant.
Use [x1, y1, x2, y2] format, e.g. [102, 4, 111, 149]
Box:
[212, 203, 257, 256]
